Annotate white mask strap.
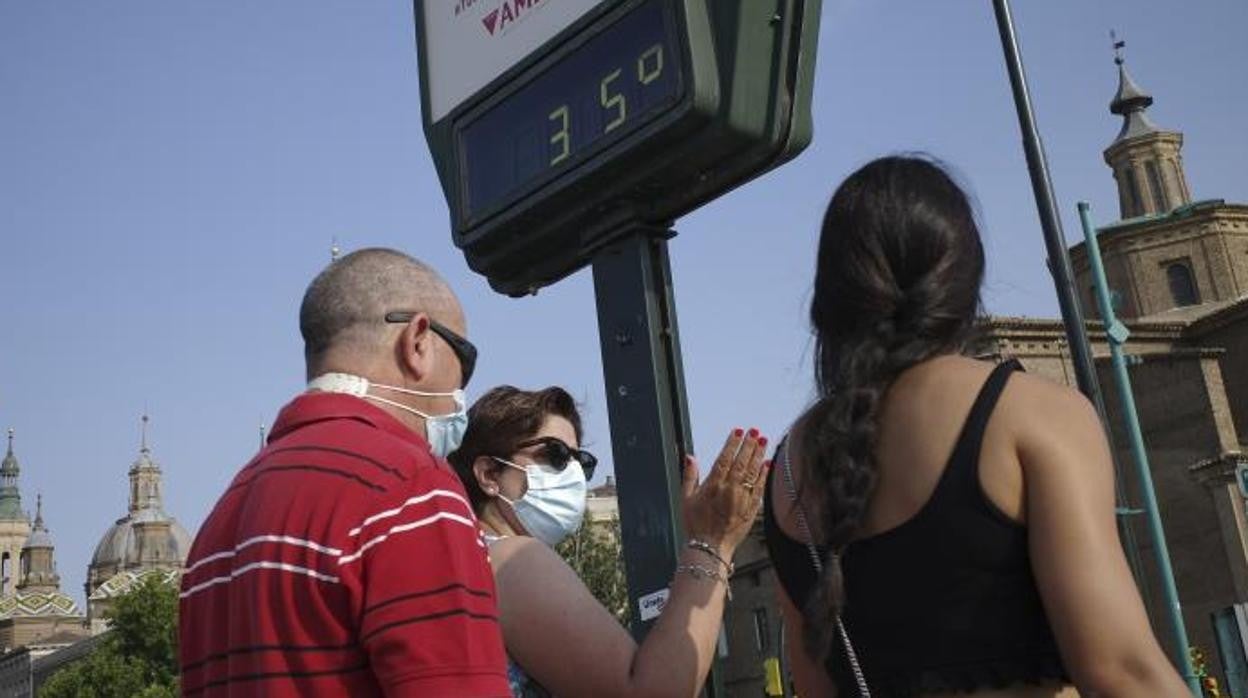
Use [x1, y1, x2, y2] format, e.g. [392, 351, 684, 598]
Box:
[491, 456, 528, 474]
[309, 373, 463, 411]
[373, 382, 464, 405]
[359, 394, 435, 421]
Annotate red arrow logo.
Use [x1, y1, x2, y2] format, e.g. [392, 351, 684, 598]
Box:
[482, 9, 500, 35]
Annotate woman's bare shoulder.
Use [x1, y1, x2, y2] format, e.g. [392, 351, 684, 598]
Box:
[997, 367, 1099, 429]
[490, 534, 562, 574]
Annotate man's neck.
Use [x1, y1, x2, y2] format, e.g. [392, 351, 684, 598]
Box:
[363, 398, 428, 440]
[307, 368, 430, 438]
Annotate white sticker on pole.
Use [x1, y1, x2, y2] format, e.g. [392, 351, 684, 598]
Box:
[638, 587, 670, 622]
[422, 0, 605, 122]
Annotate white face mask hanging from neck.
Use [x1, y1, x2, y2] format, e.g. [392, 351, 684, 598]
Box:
[307, 372, 468, 457]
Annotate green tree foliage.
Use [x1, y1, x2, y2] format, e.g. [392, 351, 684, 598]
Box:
[557, 517, 631, 625]
[41, 574, 179, 698]
[108, 572, 179, 684]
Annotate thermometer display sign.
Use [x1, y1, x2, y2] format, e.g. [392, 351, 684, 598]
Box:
[417, 0, 821, 295]
[458, 0, 681, 222]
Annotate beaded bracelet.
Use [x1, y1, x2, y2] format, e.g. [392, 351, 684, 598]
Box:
[687, 539, 735, 574]
[676, 563, 732, 601]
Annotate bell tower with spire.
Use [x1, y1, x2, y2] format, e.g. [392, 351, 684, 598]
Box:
[19, 495, 61, 593]
[0, 430, 32, 598]
[0, 488, 88, 651]
[1103, 33, 1192, 219]
[1069, 36, 1248, 320]
[129, 415, 164, 514]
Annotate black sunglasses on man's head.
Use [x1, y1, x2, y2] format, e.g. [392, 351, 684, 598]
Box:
[515, 436, 597, 481]
[384, 311, 478, 388]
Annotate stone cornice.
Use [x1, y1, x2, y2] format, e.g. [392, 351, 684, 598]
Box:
[980, 316, 1188, 339]
[1069, 200, 1248, 258]
[1186, 296, 1248, 337]
[1132, 346, 1225, 363]
[1190, 451, 1248, 488]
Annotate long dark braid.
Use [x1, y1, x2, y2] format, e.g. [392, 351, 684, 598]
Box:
[797, 156, 985, 662]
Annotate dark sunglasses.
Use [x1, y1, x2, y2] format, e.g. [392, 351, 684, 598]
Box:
[513, 436, 597, 481]
[384, 311, 478, 388]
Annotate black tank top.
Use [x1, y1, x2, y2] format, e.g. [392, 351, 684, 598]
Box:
[763, 360, 1069, 697]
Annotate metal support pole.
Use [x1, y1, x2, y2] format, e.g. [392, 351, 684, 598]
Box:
[991, 0, 1104, 408]
[1079, 201, 1199, 694]
[990, 0, 1149, 596]
[592, 229, 720, 695]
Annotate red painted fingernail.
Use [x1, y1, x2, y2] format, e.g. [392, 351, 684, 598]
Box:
[758, 436, 768, 447]
[747, 428, 759, 438]
[733, 428, 744, 437]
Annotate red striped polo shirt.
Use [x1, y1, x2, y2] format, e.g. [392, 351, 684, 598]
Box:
[179, 392, 509, 697]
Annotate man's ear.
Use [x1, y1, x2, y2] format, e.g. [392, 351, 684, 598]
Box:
[398, 312, 435, 381]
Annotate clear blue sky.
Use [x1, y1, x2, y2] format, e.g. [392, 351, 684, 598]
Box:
[2, 1, 1245, 607]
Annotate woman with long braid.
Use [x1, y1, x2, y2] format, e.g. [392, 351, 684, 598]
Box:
[763, 156, 1186, 697]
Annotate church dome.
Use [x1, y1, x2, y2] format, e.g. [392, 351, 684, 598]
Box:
[90, 511, 190, 571]
[89, 511, 193, 572]
[24, 528, 54, 550]
[87, 416, 192, 586]
[23, 495, 54, 550]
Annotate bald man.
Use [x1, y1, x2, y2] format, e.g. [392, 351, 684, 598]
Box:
[180, 249, 508, 697]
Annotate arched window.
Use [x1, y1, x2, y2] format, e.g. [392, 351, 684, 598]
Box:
[1171, 161, 1186, 201]
[1146, 160, 1169, 212]
[1167, 262, 1199, 307]
[1125, 167, 1145, 217]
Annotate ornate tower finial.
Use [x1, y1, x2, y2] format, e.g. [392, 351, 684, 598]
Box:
[330, 237, 342, 263]
[19, 490, 60, 593]
[1108, 34, 1154, 121]
[1100, 35, 1192, 222]
[259, 423, 267, 448]
[129, 414, 165, 513]
[0, 427, 22, 521]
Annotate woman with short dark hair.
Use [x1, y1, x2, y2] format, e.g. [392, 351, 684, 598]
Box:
[448, 385, 766, 698]
[764, 155, 1187, 697]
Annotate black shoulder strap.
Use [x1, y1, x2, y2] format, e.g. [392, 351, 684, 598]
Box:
[941, 359, 1022, 493]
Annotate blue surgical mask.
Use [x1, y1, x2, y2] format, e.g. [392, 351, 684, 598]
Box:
[307, 372, 468, 457]
[495, 458, 587, 547]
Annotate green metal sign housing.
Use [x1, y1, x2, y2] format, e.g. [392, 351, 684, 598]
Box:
[416, 0, 821, 296]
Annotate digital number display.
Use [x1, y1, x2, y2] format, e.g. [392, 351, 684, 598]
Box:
[459, 0, 683, 221]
